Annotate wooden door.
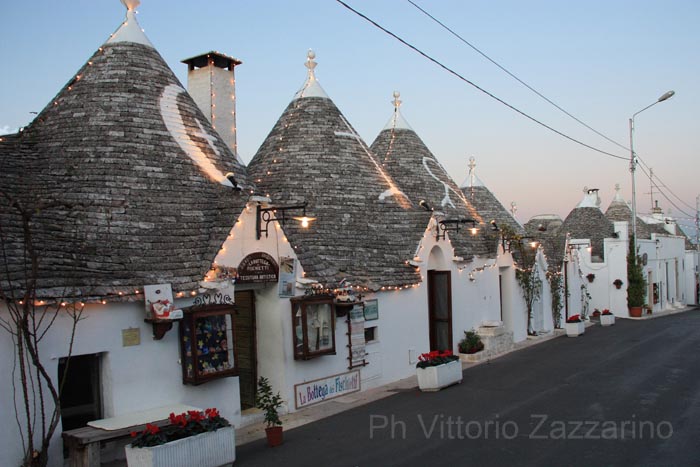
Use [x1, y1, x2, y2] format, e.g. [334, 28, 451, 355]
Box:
[428, 270, 452, 351]
[234, 290, 257, 409]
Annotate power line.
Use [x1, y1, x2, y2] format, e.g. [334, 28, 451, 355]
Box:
[636, 156, 696, 211]
[406, 0, 630, 153]
[335, 0, 628, 162]
[637, 164, 694, 218]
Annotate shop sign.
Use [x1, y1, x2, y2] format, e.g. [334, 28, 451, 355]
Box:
[237, 252, 279, 283]
[294, 370, 361, 409]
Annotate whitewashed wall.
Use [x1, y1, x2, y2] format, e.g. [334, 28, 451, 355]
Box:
[214, 210, 516, 413]
[0, 297, 241, 467]
[638, 235, 687, 311]
[534, 249, 554, 333]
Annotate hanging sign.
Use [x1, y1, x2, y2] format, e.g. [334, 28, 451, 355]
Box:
[294, 370, 361, 409]
[278, 256, 296, 297]
[237, 252, 279, 283]
[144, 283, 183, 320]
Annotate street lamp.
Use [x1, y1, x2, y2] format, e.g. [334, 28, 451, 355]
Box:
[628, 90, 675, 255]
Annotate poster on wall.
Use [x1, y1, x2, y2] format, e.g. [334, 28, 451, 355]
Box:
[363, 299, 379, 320]
[278, 256, 296, 297]
[294, 370, 361, 409]
[144, 283, 183, 320]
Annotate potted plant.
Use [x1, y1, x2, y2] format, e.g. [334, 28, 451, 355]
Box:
[416, 350, 462, 392]
[600, 309, 615, 326]
[257, 376, 284, 447]
[627, 239, 646, 318]
[457, 330, 485, 362]
[586, 273, 595, 283]
[125, 408, 235, 467]
[613, 279, 624, 290]
[564, 314, 585, 337]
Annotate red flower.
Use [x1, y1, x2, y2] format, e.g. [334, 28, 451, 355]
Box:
[168, 413, 187, 427]
[145, 423, 160, 435]
[130, 431, 138, 438]
[566, 314, 581, 323]
[188, 410, 204, 422]
[205, 408, 220, 419]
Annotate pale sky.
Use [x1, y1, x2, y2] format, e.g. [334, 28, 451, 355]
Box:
[1, 1, 698, 235]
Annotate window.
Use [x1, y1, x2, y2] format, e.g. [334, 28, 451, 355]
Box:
[291, 296, 336, 360]
[364, 326, 378, 343]
[179, 306, 237, 385]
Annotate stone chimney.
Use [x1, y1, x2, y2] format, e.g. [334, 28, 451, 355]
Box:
[182, 51, 242, 157]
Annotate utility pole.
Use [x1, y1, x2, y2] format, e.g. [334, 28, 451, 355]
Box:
[696, 194, 699, 304]
[649, 167, 655, 211]
[628, 90, 675, 255]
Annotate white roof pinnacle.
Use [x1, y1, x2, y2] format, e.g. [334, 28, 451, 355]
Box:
[382, 91, 414, 131]
[293, 50, 329, 100]
[577, 186, 602, 209]
[459, 156, 485, 188]
[612, 183, 626, 203]
[107, 0, 154, 48]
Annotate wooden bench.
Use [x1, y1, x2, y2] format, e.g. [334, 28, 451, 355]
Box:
[63, 418, 171, 467]
[62, 404, 202, 466]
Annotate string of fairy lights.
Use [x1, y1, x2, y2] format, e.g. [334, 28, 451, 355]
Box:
[7, 35, 592, 308]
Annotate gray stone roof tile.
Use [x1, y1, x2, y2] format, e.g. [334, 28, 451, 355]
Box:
[0, 41, 249, 300]
[248, 97, 431, 290]
[370, 128, 497, 259]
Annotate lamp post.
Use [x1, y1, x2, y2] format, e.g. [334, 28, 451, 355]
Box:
[628, 90, 675, 255]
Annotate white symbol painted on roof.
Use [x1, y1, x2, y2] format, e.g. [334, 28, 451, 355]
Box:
[159, 84, 232, 186]
[422, 157, 456, 209]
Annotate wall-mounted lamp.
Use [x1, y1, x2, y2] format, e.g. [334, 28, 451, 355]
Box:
[419, 199, 433, 211]
[256, 203, 316, 239]
[490, 220, 500, 231]
[436, 218, 477, 240]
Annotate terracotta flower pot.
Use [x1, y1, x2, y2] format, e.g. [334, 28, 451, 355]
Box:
[628, 306, 643, 318]
[265, 426, 284, 447]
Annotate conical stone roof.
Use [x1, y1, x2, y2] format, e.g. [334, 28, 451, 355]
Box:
[248, 56, 430, 290]
[370, 94, 496, 260]
[559, 190, 614, 262]
[0, 4, 249, 300]
[604, 186, 669, 240]
[459, 156, 524, 237]
[524, 214, 564, 270]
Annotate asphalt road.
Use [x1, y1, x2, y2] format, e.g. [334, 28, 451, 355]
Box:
[237, 310, 700, 467]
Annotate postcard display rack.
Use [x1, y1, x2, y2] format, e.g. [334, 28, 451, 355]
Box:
[179, 306, 237, 385]
[344, 302, 367, 370]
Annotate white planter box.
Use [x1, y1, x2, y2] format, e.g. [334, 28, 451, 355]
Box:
[459, 351, 485, 363]
[416, 359, 462, 391]
[600, 314, 615, 326]
[125, 426, 235, 467]
[565, 321, 585, 337]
